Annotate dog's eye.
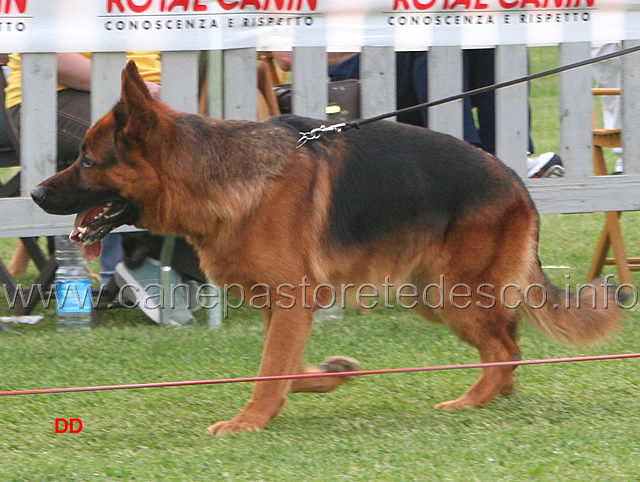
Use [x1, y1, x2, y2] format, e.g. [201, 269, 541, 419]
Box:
[81, 156, 96, 168]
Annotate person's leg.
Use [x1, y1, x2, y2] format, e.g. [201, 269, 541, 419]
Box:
[100, 234, 124, 285]
[399, 51, 427, 127]
[0, 107, 13, 148]
[8, 89, 125, 281]
[592, 43, 623, 170]
[7, 88, 91, 170]
[55, 89, 91, 170]
[465, 49, 495, 154]
[592, 43, 622, 131]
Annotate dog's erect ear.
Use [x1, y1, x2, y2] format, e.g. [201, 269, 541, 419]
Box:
[115, 60, 157, 133]
[122, 59, 153, 104]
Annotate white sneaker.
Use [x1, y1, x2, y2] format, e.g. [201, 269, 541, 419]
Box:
[527, 152, 564, 178]
[614, 158, 623, 174]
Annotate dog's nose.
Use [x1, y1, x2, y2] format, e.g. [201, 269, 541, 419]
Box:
[31, 185, 48, 207]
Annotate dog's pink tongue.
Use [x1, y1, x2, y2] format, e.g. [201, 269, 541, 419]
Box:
[79, 240, 102, 261]
[70, 209, 103, 261]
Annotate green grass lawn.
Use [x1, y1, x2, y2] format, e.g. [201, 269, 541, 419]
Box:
[1, 47, 639, 480]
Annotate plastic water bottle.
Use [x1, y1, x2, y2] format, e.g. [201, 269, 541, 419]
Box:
[54, 235, 93, 332]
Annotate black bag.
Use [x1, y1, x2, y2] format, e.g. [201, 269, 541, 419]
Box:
[274, 79, 360, 122]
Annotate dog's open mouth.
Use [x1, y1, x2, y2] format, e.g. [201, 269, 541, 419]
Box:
[70, 199, 137, 260]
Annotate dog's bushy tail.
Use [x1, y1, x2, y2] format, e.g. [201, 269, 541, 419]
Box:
[520, 266, 623, 345]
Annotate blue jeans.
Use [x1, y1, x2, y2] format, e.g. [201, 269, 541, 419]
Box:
[0, 111, 12, 148]
[100, 234, 123, 284]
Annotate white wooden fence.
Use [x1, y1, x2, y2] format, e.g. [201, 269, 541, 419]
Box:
[1, 41, 640, 239]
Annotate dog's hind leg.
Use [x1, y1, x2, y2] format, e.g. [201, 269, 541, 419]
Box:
[498, 318, 521, 396]
[434, 315, 521, 410]
[411, 280, 522, 409]
[428, 199, 534, 408]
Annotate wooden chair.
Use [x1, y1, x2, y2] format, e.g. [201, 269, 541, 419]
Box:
[586, 88, 638, 285]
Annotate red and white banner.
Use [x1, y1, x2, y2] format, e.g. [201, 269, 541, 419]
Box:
[0, 0, 637, 52]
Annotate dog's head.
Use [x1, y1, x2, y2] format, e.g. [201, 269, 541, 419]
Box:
[31, 60, 170, 260]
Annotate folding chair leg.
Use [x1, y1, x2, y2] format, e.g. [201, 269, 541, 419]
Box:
[587, 218, 611, 282]
[22, 237, 51, 271]
[13, 258, 57, 316]
[0, 257, 20, 308]
[588, 140, 633, 286]
[604, 211, 633, 286]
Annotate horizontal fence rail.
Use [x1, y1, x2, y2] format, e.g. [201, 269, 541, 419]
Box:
[1, 42, 640, 238]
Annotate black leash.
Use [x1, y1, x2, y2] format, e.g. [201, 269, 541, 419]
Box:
[296, 43, 640, 148]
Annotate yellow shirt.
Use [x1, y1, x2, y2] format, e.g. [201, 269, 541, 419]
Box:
[5, 51, 161, 109]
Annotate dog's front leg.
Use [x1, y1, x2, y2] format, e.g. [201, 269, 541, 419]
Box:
[208, 304, 313, 436]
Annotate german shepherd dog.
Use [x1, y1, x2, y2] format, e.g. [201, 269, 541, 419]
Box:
[32, 61, 622, 435]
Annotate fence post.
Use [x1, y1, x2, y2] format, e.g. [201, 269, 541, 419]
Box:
[292, 46, 327, 119]
[91, 53, 127, 123]
[622, 39, 640, 176]
[20, 53, 57, 194]
[559, 41, 592, 179]
[495, 44, 529, 179]
[361, 47, 396, 120]
[428, 46, 463, 141]
[223, 48, 257, 121]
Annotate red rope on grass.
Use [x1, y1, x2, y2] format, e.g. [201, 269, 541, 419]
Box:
[1, 352, 639, 397]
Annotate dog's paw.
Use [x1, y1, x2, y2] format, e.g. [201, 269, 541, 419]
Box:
[207, 420, 262, 436]
[500, 377, 517, 396]
[318, 355, 361, 373]
[288, 356, 361, 393]
[434, 399, 478, 411]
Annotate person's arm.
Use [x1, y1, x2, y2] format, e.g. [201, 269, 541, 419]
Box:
[271, 52, 358, 72]
[328, 52, 358, 67]
[55, 53, 161, 98]
[56, 53, 92, 91]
